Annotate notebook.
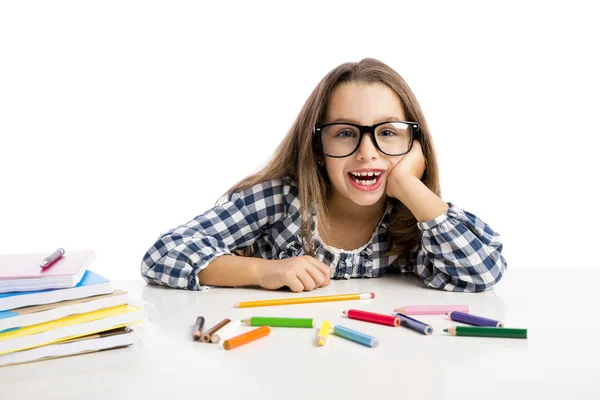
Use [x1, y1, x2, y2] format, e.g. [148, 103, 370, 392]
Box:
[0, 327, 136, 367]
[0, 304, 143, 355]
[0, 289, 129, 332]
[0, 251, 96, 293]
[0, 270, 113, 311]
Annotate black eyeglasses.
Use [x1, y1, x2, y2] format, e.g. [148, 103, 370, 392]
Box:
[313, 120, 420, 158]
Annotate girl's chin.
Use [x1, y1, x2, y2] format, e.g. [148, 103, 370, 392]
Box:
[346, 190, 386, 207]
[329, 179, 388, 207]
[350, 197, 385, 207]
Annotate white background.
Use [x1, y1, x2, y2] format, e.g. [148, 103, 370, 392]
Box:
[1, 1, 599, 280]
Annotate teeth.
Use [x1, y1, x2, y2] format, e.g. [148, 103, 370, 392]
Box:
[350, 171, 381, 177]
[354, 179, 377, 186]
[350, 176, 377, 185]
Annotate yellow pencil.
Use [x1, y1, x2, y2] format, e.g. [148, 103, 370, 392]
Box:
[317, 320, 332, 346]
[233, 292, 375, 308]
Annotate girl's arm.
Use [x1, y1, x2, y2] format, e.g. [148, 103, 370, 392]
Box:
[198, 254, 331, 292]
[390, 174, 449, 222]
[391, 197, 507, 292]
[386, 140, 448, 223]
[386, 142, 506, 292]
[197, 255, 262, 287]
[140, 178, 293, 290]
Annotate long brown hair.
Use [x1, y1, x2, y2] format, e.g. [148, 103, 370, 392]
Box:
[223, 58, 441, 258]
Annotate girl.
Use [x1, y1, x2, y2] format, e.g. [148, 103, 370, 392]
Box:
[141, 58, 506, 293]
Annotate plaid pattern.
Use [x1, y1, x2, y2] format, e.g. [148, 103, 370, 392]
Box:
[141, 176, 507, 292]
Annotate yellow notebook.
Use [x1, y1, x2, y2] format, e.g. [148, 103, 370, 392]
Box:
[0, 304, 142, 355]
[0, 289, 129, 332]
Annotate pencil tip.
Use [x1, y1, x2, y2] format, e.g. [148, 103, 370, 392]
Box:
[443, 328, 448, 333]
[232, 303, 239, 308]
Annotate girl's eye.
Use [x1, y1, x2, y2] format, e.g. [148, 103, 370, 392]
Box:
[378, 129, 397, 137]
[335, 130, 356, 138]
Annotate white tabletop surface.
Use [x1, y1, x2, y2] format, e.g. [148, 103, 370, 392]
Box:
[0, 267, 599, 399]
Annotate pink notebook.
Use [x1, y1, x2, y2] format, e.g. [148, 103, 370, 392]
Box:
[0, 251, 97, 293]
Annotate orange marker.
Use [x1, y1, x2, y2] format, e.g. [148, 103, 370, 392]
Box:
[223, 326, 271, 350]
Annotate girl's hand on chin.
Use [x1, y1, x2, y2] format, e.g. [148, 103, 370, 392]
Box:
[385, 140, 426, 199]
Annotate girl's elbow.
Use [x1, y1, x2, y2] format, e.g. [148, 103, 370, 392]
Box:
[429, 252, 507, 293]
[468, 252, 507, 292]
[140, 257, 162, 285]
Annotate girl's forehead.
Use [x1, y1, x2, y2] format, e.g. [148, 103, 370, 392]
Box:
[325, 82, 406, 123]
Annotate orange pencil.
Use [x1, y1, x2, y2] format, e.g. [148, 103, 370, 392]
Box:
[223, 326, 272, 350]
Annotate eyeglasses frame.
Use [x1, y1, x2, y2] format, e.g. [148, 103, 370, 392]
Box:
[313, 120, 420, 158]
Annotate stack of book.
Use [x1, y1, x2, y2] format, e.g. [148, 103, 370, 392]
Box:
[0, 250, 143, 367]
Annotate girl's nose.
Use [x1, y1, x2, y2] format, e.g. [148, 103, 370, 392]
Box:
[356, 134, 379, 161]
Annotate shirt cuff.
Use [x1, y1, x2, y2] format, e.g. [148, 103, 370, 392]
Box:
[416, 202, 463, 231]
[188, 249, 232, 290]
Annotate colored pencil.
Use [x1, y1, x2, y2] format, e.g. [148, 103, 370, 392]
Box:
[394, 305, 469, 315]
[317, 320, 331, 346]
[333, 325, 379, 348]
[211, 320, 241, 344]
[241, 317, 314, 328]
[192, 316, 205, 341]
[444, 326, 527, 339]
[393, 313, 433, 335]
[201, 318, 231, 343]
[223, 326, 272, 350]
[447, 311, 503, 327]
[233, 292, 375, 308]
[343, 309, 400, 327]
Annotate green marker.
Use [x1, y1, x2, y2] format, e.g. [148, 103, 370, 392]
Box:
[242, 317, 314, 328]
[444, 326, 527, 339]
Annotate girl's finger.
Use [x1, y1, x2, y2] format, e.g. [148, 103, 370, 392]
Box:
[305, 257, 331, 285]
[296, 269, 317, 291]
[304, 264, 326, 287]
[285, 276, 304, 293]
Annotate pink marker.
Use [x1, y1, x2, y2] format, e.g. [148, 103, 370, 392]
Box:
[393, 305, 469, 315]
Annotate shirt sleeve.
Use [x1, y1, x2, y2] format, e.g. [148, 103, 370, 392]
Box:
[140, 178, 292, 290]
[393, 203, 507, 292]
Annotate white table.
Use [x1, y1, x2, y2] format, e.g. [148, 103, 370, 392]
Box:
[1, 267, 599, 399]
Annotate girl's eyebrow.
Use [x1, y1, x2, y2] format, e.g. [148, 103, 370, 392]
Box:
[329, 116, 403, 124]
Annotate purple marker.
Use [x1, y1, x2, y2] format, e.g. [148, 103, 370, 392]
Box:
[447, 311, 503, 327]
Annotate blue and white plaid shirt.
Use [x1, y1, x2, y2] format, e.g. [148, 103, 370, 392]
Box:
[141, 176, 506, 292]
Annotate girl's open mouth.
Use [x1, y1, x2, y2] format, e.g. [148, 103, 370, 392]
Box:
[347, 171, 385, 192]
